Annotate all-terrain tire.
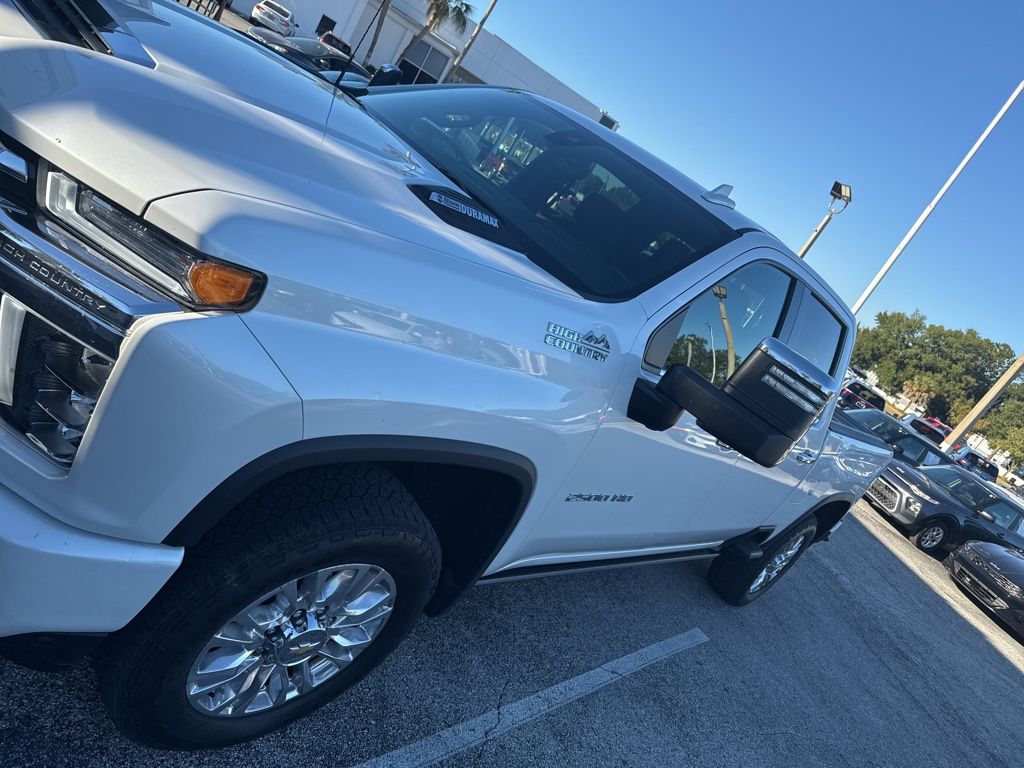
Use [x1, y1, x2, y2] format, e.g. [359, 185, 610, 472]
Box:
[94, 464, 440, 749]
[707, 517, 818, 606]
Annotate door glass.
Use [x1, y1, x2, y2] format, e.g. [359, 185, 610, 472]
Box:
[652, 262, 793, 387]
[983, 502, 1021, 530]
[787, 294, 845, 374]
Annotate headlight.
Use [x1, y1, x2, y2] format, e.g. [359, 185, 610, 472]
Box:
[42, 168, 265, 310]
[907, 484, 938, 504]
[991, 572, 1024, 599]
[906, 499, 922, 515]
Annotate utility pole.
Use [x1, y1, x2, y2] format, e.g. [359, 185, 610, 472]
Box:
[943, 353, 1024, 451]
[852, 80, 1024, 315]
[444, 0, 498, 82]
[712, 285, 736, 378]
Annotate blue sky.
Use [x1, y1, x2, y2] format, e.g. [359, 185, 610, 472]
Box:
[484, 0, 1024, 353]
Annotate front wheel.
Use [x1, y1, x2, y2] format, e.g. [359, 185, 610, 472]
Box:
[912, 520, 950, 554]
[707, 518, 817, 606]
[94, 465, 440, 749]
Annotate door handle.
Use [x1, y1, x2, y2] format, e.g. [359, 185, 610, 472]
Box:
[795, 449, 817, 464]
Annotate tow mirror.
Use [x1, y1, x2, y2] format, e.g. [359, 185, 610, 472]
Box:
[367, 64, 402, 87]
[628, 338, 836, 467]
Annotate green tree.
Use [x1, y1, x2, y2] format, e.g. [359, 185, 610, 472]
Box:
[981, 383, 1024, 466]
[396, 0, 474, 70]
[851, 311, 1016, 423]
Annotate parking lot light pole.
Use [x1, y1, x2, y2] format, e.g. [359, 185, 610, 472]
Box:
[852, 80, 1024, 315]
[796, 181, 852, 259]
[942, 352, 1024, 451]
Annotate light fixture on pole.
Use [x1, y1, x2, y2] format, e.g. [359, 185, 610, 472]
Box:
[796, 181, 852, 259]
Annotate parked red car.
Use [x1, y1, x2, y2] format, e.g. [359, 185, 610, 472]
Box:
[923, 416, 953, 436]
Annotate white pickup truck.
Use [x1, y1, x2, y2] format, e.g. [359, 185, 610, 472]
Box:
[0, 0, 891, 748]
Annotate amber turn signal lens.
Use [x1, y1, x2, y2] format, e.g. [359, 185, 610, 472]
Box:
[188, 262, 256, 307]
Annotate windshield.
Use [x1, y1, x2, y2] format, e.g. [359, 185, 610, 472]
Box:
[847, 382, 885, 408]
[286, 38, 336, 56]
[264, 1, 291, 17]
[845, 409, 938, 463]
[919, 466, 997, 509]
[906, 419, 944, 444]
[363, 87, 738, 300]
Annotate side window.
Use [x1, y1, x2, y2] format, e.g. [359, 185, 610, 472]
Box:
[920, 449, 947, 467]
[786, 293, 846, 375]
[646, 262, 793, 388]
[984, 502, 1020, 530]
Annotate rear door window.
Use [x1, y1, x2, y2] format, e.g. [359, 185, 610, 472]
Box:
[786, 293, 846, 375]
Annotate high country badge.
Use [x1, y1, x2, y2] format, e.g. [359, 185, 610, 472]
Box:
[544, 323, 610, 362]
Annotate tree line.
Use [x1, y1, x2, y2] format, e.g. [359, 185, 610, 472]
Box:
[852, 311, 1024, 464]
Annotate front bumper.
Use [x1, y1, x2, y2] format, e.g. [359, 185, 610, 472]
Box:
[865, 474, 919, 525]
[949, 553, 1024, 637]
[0, 478, 181, 639]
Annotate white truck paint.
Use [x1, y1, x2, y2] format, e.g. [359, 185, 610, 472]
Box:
[0, 0, 890, 747]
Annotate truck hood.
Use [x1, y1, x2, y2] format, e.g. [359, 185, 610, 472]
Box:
[0, 33, 571, 294]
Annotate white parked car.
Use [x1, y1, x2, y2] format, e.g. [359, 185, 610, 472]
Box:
[0, 0, 891, 750]
[251, 0, 296, 36]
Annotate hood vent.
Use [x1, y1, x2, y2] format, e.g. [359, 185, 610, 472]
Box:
[16, 0, 114, 54]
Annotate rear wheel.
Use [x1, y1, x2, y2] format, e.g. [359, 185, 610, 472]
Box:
[707, 518, 817, 606]
[94, 465, 440, 749]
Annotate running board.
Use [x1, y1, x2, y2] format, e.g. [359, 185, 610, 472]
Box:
[477, 548, 719, 584]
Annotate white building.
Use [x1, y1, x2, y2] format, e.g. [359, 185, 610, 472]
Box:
[230, 0, 618, 129]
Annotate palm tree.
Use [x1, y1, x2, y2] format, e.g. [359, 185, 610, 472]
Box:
[444, 0, 496, 81]
[362, 0, 393, 67]
[397, 0, 474, 69]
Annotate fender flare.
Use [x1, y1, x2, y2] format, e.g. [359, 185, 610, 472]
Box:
[163, 435, 537, 548]
[803, 492, 859, 543]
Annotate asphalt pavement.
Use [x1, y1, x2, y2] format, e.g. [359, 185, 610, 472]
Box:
[3, 501, 1024, 767]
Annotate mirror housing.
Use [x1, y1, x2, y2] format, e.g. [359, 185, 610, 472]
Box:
[367, 64, 403, 87]
[628, 338, 835, 467]
[977, 509, 996, 523]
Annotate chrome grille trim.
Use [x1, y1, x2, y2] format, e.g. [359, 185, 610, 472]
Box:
[867, 476, 900, 513]
[0, 294, 26, 404]
[0, 143, 29, 183]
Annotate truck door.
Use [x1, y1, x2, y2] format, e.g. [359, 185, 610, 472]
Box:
[963, 501, 1024, 548]
[506, 250, 810, 571]
[692, 279, 851, 540]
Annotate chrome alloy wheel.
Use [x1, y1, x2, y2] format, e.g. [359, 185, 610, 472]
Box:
[918, 525, 945, 549]
[186, 564, 396, 716]
[747, 535, 806, 594]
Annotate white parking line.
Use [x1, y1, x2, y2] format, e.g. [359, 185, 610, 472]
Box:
[349, 627, 710, 768]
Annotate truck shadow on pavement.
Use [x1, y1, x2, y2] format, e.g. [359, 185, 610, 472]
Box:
[2, 502, 1023, 768]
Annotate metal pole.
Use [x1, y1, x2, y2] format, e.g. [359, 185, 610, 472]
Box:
[443, 0, 498, 82]
[942, 352, 1024, 451]
[852, 80, 1024, 315]
[796, 210, 834, 259]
